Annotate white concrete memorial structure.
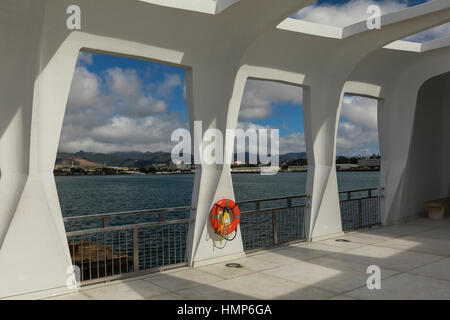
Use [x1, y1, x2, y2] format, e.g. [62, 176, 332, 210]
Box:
[0, 0, 449, 298]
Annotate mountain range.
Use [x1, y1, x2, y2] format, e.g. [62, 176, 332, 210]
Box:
[56, 151, 308, 167]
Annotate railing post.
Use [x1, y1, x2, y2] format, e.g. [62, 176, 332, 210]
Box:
[368, 189, 372, 197]
[272, 210, 278, 245]
[132, 228, 139, 272]
[287, 198, 292, 208]
[158, 212, 164, 222]
[103, 217, 110, 228]
[358, 198, 363, 227]
[255, 201, 260, 212]
[347, 192, 351, 201]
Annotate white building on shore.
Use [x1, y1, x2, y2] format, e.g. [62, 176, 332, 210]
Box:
[357, 158, 381, 168]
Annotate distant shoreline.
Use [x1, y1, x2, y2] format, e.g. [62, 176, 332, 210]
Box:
[54, 168, 379, 176]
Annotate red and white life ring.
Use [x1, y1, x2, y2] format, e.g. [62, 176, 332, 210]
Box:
[210, 199, 240, 238]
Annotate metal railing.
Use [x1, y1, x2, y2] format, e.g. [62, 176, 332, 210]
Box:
[63, 187, 379, 284]
[64, 206, 192, 231]
[64, 206, 191, 284]
[237, 195, 308, 251]
[339, 187, 380, 231]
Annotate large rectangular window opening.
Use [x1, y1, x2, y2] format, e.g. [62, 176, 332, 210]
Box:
[233, 78, 307, 250]
[336, 94, 381, 231]
[57, 51, 192, 282]
[292, 0, 430, 27]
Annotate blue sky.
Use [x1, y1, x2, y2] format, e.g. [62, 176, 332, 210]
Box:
[61, 52, 188, 154]
[84, 54, 188, 123]
[313, 0, 427, 5]
[72, 54, 304, 137]
[60, 0, 448, 157]
[303, 0, 428, 10]
[294, 0, 450, 43]
[60, 51, 375, 156]
[315, 0, 427, 5]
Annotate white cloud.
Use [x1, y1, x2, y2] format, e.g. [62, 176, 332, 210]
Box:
[236, 80, 305, 155]
[294, 0, 448, 43]
[294, 0, 407, 27]
[77, 52, 93, 66]
[105, 67, 141, 97]
[235, 121, 270, 155]
[67, 67, 101, 108]
[60, 60, 186, 153]
[156, 73, 183, 97]
[239, 105, 272, 120]
[337, 95, 379, 156]
[62, 56, 380, 157]
[235, 121, 306, 155]
[239, 79, 302, 120]
[340, 95, 377, 130]
[403, 22, 450, 42]
[238, 94, 380, 156]
[117, 94, 168, 118]
[279, 132, 306, 154]
[235, 79, 306, 155]
[60, 112, 185, 154]
[90, 115, 183, 146]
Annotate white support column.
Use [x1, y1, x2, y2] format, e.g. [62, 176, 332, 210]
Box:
[0, 22, 80, 298]
[186, 65, 247, 267]
[378, 88, 419, 224]
[0, 108, 30, 249]
[0, 0, 44, 251]
[302, 82, 343, 241]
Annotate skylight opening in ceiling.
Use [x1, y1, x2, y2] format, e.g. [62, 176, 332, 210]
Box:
[292, 0, 431, 28]
[402, 22, 450, 42]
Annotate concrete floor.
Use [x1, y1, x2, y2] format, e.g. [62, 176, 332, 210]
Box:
[43, 217, 450, 300]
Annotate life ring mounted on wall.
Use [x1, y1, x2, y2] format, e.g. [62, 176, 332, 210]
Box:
[210, 199, 240, 242]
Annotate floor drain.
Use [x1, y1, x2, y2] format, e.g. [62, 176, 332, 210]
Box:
[335, 239, 351, 242]
[226, 263, 243, 268]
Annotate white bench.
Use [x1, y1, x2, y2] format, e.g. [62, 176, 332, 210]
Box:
[424, 197, 450, 219]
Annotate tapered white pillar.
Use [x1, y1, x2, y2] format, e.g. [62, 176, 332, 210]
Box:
[303, 82, 343, 240]
[186, 66, 247, 267]
[378, 88, 419, 224]
[0, 3, 80, 296]
[0, 0, 44, 251]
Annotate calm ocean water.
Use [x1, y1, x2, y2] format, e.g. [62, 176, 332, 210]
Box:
[56, 171, 379, 218]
